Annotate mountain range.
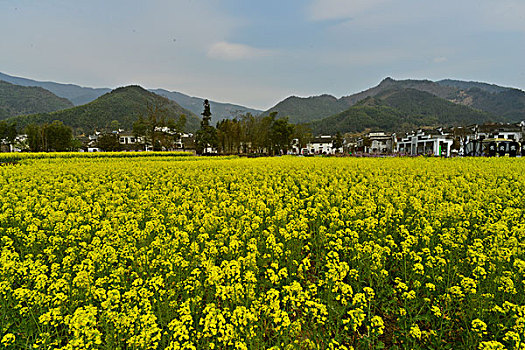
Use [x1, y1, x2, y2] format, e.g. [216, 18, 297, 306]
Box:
[0, 72, 262, 121]
[2, 71, 525, 136]
[9, 86, 201, 134]
[266, 77, 525, 127]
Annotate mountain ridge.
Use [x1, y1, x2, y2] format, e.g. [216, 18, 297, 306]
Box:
[265, 77, 525, 126]
[0, 80, 73, 119]
[0, 72, 262, 120]
[8, 85, 201, 134]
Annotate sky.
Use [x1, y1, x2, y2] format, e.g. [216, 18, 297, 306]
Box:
[1, 0, 524, 110]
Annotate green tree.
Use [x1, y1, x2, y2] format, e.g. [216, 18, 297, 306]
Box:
[97, 134, 121, 151]
[25, 121, 72, 152]
[110, 120, 120, 131]
[333, 132, 344, 153]
[195, 100, 218, 155]
[45, 120, 73, 151]
[293, 124, 313, 154]
[217, 119, 241, 154]
[0, 121, 17, 151]
[270, 117, 294, 155]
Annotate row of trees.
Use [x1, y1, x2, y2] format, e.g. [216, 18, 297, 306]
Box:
[25, 121, 74, 152]
[1, 120, 74, 152]
[201, 112, 312, 155]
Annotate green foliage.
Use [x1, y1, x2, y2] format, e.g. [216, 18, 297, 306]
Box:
[292, 123, 313, 153]
[333, 132, 344, 151]
[195, 126, 218, 155]
[269, 116, 294, 154]
[9, 86, 200, 135]
[0, 80, 73, 119]
[25, 121, 73, 152]
[0, 120, 17, 143]
[216, 119, 242, 154]
[96, 134, 121, 151]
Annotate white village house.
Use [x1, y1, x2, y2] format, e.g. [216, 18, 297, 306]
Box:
[397, 129, 453, 157]
[291, 135, 343, 155]
[357, 132, 396, 154]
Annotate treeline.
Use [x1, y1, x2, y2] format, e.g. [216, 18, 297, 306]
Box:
[203, 112, 312, 155]
[1, 120, 74, 152]
[25, 121, 73, 152]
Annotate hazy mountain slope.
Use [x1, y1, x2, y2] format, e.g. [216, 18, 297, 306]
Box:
[374, 88, 497, 125]
[437, 79, 511, 94]
[9, 86, 200, 133]
[151, 89, 262, 124]
[341, 77, 457, 106]
[0, 72, 110, 106]
[437, 80, 525, 120]
[263, 94, 349, 124]
[310, 88, 499, 135]
[0, 80, 73, 119]
[342, 77, 525, 122]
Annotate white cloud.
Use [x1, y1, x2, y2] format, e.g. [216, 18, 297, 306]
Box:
[434, 57, 448, 63]
[207, 41, 274, 61]
[308, 0, 391, 21]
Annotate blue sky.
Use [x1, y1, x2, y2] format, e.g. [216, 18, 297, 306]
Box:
[1, 0, 524, 109]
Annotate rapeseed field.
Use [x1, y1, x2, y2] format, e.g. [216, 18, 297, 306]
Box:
[1, 156, 524, 349]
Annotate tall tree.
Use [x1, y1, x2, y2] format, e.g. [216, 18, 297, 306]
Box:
[270, 116, 294, 155]
[195, 100, 218, 155]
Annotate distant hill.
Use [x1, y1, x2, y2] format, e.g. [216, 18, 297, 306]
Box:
[342, 77, 525, 121]
[150, 89, 261, 124]
[263, 94, 349, 124]
[264, 77, 525, 133]
[436, 80, 525, 120]
[0, 80, 73, 120]
[310, 88, 498, 135]
[341, 77, 458, 104]
[0, 72, 111, 106]
[0, 72, 261, 122]
[9, 86, 201, 134]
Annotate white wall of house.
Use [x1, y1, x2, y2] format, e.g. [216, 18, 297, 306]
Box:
[119, 135, 138, 145]
[398, 131, 453, 156]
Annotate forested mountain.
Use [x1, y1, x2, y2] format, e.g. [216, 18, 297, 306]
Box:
[9, 86, 200, 134]
[265, 77, 525, 131]
[310, 88, 497, 135]
[1, 72, 261, 121]
[0, 80, 73, 119]
[263, 94, 349, 124]
[151, 89, 261, 124]
[0, 72, 110, 106]
[341, 77, 525, 121]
